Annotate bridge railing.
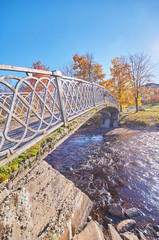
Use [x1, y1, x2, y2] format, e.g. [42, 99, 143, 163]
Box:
[0, 64, 118, 161]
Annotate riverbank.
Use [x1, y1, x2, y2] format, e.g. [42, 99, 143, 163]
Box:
[119, 103, 159, 129]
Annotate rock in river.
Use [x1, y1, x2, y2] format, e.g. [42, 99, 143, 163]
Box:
[117, 219, 136, 233]
[124, 208, 140, 218]
[120, 232, 139, 240]
[108, 204, 123, 218]
[137, 231, 147, 240]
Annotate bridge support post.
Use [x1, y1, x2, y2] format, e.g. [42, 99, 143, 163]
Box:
[53, 71, 68, 126]
[100, 112, 111, 128]
[111, 112, 119, 127]
[100, 108, 119, 128]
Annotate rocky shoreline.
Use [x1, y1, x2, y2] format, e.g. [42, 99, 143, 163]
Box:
[75, 123, 159, 240]
[91, 203, 159, 239]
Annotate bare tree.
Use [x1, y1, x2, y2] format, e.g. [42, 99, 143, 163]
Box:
[128, 52, 155, 112]
[60, 62, 75, 77]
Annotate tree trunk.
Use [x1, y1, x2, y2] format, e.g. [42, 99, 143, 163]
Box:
[135, 97, 138, 112]
[120, 105, 122, 112]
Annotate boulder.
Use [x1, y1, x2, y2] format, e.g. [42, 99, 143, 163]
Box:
[108, 204, 123, 218]
[108, 224, 122, 240]
[124, 208, 140, 218]
[117, 219, 136, 233]
[120, 232, 139, 240]
[73, 221, 105, 240]
[0, 160, 93, 240]
[137, 231, 147, 240]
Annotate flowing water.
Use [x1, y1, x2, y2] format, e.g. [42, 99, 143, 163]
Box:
[46, 120, 159, 228]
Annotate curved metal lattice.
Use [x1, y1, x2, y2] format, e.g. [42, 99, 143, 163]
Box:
[61, 78, 94, 119]
[0, 92, 32, 119]
[0, 75, 62, 157]
[0, 65, 119, 160]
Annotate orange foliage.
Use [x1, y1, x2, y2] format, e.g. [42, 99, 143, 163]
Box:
[22, 61, 53, 93]
[32, 60, 50, 78]
[73, 53, 105, 82]
[142, 86, 159, 104]
[100, 57, 133, 111]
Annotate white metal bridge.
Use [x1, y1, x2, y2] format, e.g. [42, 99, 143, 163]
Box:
[0, 64, 119, 164]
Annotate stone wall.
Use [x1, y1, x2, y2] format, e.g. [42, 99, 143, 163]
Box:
[0, 160, 93, 240]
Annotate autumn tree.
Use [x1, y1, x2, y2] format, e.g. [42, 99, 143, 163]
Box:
[100, 57, 133, 111]
[22, 61, 51, 92]
[32, 60, 50, 79]
[142, 84, 159, 104]
[73, 53, 105, 82]
[128, 53, 154, 112]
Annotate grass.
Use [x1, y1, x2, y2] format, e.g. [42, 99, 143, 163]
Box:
[0, 160, 19, 183]
[89, 107, 98, 113]
[120, 103, 159, 127]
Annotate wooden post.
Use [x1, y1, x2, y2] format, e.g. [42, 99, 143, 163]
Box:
[53, 71, 68, 126]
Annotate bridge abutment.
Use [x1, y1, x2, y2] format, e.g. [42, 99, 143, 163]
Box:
[100, 107, 119, 128]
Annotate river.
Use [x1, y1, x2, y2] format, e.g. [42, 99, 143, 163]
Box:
[45, 116, 159, 230]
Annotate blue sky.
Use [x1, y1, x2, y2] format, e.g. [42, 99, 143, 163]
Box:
[0, 0, 159, 82]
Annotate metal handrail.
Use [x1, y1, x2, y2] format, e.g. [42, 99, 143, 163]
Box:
[0, 64, 119, 161]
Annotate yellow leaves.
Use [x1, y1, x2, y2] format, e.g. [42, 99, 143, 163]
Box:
[100, 57, 133, 109]
[142, 85, 159, 104]
[73, 53, 106, 82]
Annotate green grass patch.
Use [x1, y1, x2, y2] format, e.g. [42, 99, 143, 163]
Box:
[0, 160, 19, 183]
[89, 107, 98, 114]
[120, 103, 159, 127]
